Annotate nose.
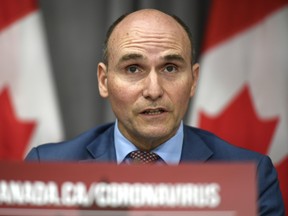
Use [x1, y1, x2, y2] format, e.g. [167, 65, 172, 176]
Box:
[142, 70, 164, 101]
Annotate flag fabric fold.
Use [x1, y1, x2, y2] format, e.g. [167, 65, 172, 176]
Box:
[0, 0, 63, 159]
[190, 0, 288, 212]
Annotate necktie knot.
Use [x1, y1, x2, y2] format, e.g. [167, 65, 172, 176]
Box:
[129, 150, 160, 164]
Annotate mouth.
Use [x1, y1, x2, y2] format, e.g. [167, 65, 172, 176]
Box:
[141, 108, 167, 115]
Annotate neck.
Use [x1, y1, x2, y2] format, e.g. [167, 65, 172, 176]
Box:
[118, 125, 181, 151]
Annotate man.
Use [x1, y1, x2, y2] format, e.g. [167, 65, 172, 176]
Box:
[26, 9, 285, 215]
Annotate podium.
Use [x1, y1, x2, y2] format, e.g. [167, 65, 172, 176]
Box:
[0, 161, 257, 215]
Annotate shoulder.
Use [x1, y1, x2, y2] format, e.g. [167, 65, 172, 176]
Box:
[25, 123, 115, 161]
[183, 125, 285, 214]
[183, 125, 264, 161]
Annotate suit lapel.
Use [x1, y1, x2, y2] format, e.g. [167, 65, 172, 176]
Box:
[84, 123, 117, 162]
[180, 126, 213, 163]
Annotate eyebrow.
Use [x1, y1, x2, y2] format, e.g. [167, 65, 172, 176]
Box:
[117, 53, 185, 64]
[119, 53, 144, 63]
[162, 54, 185, 63]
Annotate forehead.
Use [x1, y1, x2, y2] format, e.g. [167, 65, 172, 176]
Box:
[107, 11, 191, 61]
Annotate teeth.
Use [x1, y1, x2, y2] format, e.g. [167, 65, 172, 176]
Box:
[144, 109, 163, 115]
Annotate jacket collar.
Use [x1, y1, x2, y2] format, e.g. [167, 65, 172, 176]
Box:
[83, 123, 213, 163]
[180, 125, 213, 163]
[85, 123, 117, 162]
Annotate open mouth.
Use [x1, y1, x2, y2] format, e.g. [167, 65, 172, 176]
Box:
[141, 108, 166, 115]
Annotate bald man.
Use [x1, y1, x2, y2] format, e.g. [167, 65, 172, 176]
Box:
[26, 9, 285, 215]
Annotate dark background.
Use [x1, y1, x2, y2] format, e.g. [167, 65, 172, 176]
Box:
[38, 0, 211, 139]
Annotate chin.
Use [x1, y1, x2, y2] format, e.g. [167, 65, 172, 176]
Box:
[138, 127, 174, 140]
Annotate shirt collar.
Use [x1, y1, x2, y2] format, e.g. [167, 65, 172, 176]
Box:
[114, 120, 184, 164]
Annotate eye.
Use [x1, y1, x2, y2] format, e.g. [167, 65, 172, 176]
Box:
[164, 65, 177, 73]
[126, 65, 140, 73]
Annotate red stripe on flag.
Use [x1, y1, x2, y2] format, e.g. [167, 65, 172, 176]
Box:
[202, 0, 288, 53]
[0, 0, 38, 31]
[276, 156, 288, 214]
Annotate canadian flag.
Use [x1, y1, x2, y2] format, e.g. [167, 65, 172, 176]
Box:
[0, 0, 63, 159]
[190, 0, 288, 211]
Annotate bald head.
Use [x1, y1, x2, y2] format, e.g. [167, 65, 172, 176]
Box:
[102, 9, 195, 65]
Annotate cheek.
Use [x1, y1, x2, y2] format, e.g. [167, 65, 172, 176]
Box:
[107, 78, 138, 109]
[170, 80, 192, 108]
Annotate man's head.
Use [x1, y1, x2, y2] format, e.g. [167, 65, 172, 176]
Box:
[97, 9, 199, 150]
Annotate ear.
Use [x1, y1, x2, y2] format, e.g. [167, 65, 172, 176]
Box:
[97, 62, 109, 98]
[190, 63, 200, 97]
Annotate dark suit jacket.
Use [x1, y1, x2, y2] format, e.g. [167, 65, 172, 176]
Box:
[26, 123, 285, 215]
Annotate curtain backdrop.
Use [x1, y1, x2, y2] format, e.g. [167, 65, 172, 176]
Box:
[39, 0, 210, 139]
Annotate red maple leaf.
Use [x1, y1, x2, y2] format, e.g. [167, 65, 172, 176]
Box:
[199, 85, 279, 154]
[199, 84, 287, 210]
[0, 87, 36, 160]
